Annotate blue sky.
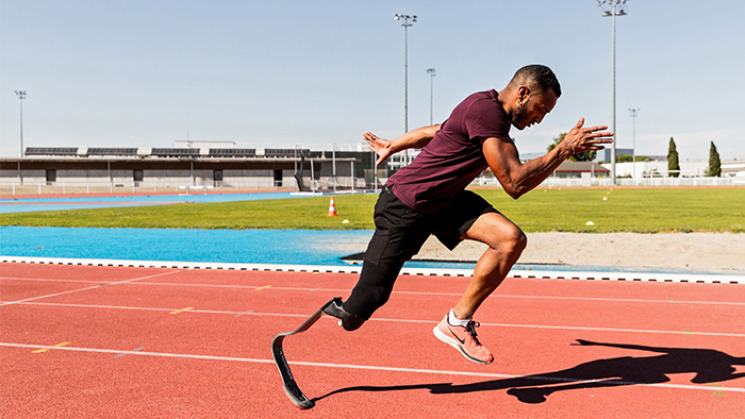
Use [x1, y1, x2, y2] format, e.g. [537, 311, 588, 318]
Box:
[1, 0, 744, 162]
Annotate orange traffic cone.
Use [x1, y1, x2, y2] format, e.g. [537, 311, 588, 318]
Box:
[327, 197, 338, 217]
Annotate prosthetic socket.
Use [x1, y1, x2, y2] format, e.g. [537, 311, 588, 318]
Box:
[322, 297, 366, 331]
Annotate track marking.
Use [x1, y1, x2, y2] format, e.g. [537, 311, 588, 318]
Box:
[3, 256, 743, 284]
[114, 347, 145, 358]
[3, 342, 743, 394]
[0, 270, 183, 307]
[4, 300, 745, 338]
[3, 277, 744, 307]
[169, 307, 194, 315]
[0, 277, 112, 285]
[480, 322, 745, 338]
[32, 341, 69, 353]
[235, 309, 254, 317]
[708, 383, 726, 397]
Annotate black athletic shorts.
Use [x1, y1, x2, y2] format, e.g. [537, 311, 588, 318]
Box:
[343, 187, 496, 319]
[366, 186, 497, 258]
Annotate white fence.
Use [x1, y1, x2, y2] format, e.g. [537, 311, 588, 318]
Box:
[0, 175, 379, 196]
[2, 176, 742, 196]
[472, 173, 745, 188]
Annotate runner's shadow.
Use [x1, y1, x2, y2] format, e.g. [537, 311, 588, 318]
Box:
[313, 340, 745, 404]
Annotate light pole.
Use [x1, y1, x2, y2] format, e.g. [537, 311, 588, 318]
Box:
[15, 90, 27, 158]
[597, 0, 628, 185]
[394, 13, 416, 165]
[629, 108, 640, 182]
[427, 68, 436, 125]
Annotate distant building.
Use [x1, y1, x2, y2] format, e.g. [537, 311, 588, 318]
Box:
[603, 148, 634, 162]
[722, 160, 745, 177]
[552, 160, 610, 178]
[0, 146, 379, 191]
[473, 160, 610, 187]
[601, 148, 665, 163]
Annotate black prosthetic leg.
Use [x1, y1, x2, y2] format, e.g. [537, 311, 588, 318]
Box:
[271, 297, 365, 409]
[322, 297, 366, 331]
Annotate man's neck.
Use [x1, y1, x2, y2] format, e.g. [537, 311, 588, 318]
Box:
[497, 86, 516, 115]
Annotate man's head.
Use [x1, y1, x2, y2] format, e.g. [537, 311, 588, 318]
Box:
[502, 65, 561, 130]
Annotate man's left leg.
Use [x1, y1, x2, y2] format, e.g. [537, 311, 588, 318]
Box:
[433, 211, 527, 364]
[454, 211, 527, 319]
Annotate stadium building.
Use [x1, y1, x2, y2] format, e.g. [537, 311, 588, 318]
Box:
[0, 145, 380, 194]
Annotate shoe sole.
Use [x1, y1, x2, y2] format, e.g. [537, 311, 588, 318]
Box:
[433, 325, 493, 365]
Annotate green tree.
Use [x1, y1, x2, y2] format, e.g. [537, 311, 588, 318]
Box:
[618, 155, 651, 163]
[708, 141, 721, 177]
[547, 133, 596, 161]
[667, 137, 680, 177]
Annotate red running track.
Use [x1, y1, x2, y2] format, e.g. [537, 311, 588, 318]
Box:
[1, 262, 744, 418]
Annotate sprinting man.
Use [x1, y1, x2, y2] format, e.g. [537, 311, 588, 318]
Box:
[324, 65, 613, 364]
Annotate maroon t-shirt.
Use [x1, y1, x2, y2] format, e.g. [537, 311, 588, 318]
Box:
[386, 89, 511, 214]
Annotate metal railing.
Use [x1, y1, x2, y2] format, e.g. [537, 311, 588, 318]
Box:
[472, 173, 745, 188]
[0, 176, 378, 196]
[2, 174, 742, 197]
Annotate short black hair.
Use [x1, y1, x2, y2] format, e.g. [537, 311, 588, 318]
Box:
[512, 65, 562, 98]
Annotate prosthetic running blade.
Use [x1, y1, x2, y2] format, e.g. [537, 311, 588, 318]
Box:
[271, 298, 337, 409]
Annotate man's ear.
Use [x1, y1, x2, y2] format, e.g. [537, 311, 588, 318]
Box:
[517, 85, 531, 103]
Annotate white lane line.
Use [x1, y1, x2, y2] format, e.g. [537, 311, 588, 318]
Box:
[2, 342, 743, 394]
[3, 256, 743, 284]
[0, 270, 182, 307]
[3, 276, 744, 307]
[0, 277, 111, 285]
[2, 300, 743, 338]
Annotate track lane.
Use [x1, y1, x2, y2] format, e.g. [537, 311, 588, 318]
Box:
[2, 262, 743, 418]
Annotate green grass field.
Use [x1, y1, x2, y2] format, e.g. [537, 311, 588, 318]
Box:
[1, 187, 744, 233]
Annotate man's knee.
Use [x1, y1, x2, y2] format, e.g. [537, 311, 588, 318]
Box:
[343, 283, 392, 322]
[465, 212, 526, 256]
[341, 258, 401, 324]
[324, 286, 390, 331]
[323, 298, 366, 331]
[509, 229, 528, 255]
[484, 224, 527, 257]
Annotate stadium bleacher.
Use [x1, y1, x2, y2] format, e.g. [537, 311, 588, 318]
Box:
[25, 147, 78, 156]
[209, 148, 257, 157]
[21, 147, 315, 159]
[264, 148, 310, 158]
[86, 148, 139, 156]
[150, 148, 201, 158]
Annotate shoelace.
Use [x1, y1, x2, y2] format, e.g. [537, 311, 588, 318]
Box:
[465, 321, 483, 345]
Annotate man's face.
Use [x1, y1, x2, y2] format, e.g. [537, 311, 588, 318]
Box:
[511, 87, 558, 131]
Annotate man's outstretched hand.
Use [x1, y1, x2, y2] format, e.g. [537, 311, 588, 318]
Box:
[363, 132, 393, 167]
[561, 117, 614, 156]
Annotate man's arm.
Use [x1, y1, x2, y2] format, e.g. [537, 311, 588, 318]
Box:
[364, 124, 441, 167]
[484, 118, 612, 199]
[576, 340, 674, 354]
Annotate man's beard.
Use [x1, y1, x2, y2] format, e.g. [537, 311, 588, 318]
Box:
[510, 101, 529, 130]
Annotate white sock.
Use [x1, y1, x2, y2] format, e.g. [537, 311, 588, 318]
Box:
[448, 309, 470, 327]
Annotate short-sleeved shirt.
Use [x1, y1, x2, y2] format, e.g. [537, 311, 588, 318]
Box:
[386, 89, 512, 214]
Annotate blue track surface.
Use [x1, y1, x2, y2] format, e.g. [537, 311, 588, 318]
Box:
[0, 192, 322, 213]
[1, 226, 735, 276]
[0, 226, 373, 266]
[1, 193, 737, 276]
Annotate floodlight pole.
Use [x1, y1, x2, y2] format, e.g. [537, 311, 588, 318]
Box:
[15, 90, 27, 158]
[597, 0, 628, 185]
[394, 13, 416, 165]
[332, 143, 337, 193]
[427, 68, 436, 125]
[629, 108, 640, 183]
